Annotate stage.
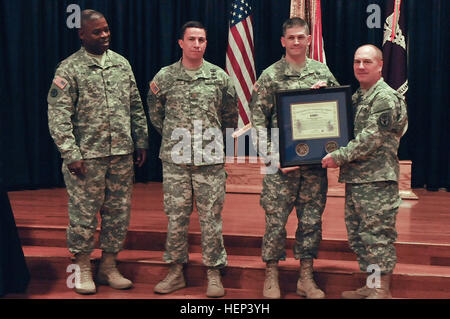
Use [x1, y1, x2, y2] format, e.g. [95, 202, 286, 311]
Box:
[4, 180, 450, 299]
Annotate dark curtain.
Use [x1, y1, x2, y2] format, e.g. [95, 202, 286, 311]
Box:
[405, 0, 450, 190]
[322, 0, 450, 190]
[0, 0, 449, 191]
[0, 120, 30, 297]
[0, 188, 30, 297]
[322, 0, 385, 90]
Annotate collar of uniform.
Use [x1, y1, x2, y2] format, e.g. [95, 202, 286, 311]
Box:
[175, 59, 212, 81]
[361, 77, 385, 100]
[280, 56, 315, 77]
[79, 47, 120, 69]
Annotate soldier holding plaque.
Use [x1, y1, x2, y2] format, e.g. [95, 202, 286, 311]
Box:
[322, 44, 408, 299]
[249, 17, 339, 299]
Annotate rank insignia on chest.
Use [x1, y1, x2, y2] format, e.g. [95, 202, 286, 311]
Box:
[53, 76, 68, 90]
[211, 68, 217, 80]
[150, 81, 160, 95]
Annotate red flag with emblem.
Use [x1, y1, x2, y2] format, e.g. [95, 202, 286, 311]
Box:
[290, 0, 326, 64]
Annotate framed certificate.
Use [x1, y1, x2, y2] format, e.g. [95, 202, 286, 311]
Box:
[276, 85, 353, 167]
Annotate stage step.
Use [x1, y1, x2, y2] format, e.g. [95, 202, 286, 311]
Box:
[17, 225, 450, 267]
[5, 279, 266, 300]
[17, 246, 450, 299]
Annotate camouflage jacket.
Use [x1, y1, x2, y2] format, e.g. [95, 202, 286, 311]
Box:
[147, 59, 238, 166]
[249, 57, 339, 163]
[330, 78, 408, 183]
[47, 47, 149, 164]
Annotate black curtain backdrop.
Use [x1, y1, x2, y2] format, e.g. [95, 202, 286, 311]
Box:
[0, 0, 448, 191]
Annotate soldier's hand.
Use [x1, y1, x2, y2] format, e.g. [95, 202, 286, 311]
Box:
[311, 81, 327, 89]
[135, 148, 147, 167]
[278, 164, 300, 174]
[67, 160, 87, 177]
[321, 154, 338, 168]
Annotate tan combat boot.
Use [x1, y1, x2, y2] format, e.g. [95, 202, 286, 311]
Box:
[97, 252, 133, 289]
[74, 253, 96, 295]
[296, 259, 325, 299]
[263, 261, 281, 299]
[366, 274, 393, 299]
[206, 268, 225, 298]
[341, 285, 374, 299]
[154, 263, 186, 294]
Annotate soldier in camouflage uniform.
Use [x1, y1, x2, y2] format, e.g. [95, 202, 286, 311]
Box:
[147, 21, 238, 298]
[47, 10, 148, 295]
[249, 18, 339, 299]
[322, 45, 408, 299]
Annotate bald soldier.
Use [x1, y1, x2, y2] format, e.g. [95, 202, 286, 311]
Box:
[322, 44, 408, 299]
[48, 10, 148, 294]
[147, 21, 238, 298]
[249, 17, 339, 299]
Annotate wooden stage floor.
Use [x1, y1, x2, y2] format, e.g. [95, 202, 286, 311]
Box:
[8, 182, 450, 246]
[5, 183, 450, 300]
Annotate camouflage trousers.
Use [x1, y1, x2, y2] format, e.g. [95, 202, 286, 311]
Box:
[162, 161, 228, 268]
[345, 181, 401, 274]
[62, 154, 134, 255]
[260, 165, 327, 262]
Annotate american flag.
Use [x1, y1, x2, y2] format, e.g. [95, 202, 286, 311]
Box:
[226, 0, 256, 128]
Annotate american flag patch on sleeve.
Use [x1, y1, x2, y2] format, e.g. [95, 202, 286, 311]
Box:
[150, 81, 160, 95]
[53, 76, 68, 90]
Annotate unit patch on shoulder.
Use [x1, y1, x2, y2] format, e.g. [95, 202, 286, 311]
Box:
[253, 82, 260, 92]
[50, 88, 58, 97]
[53, 76, 68, 90]
[150, 81, 160, 95]
[377, 112, 392, 130]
